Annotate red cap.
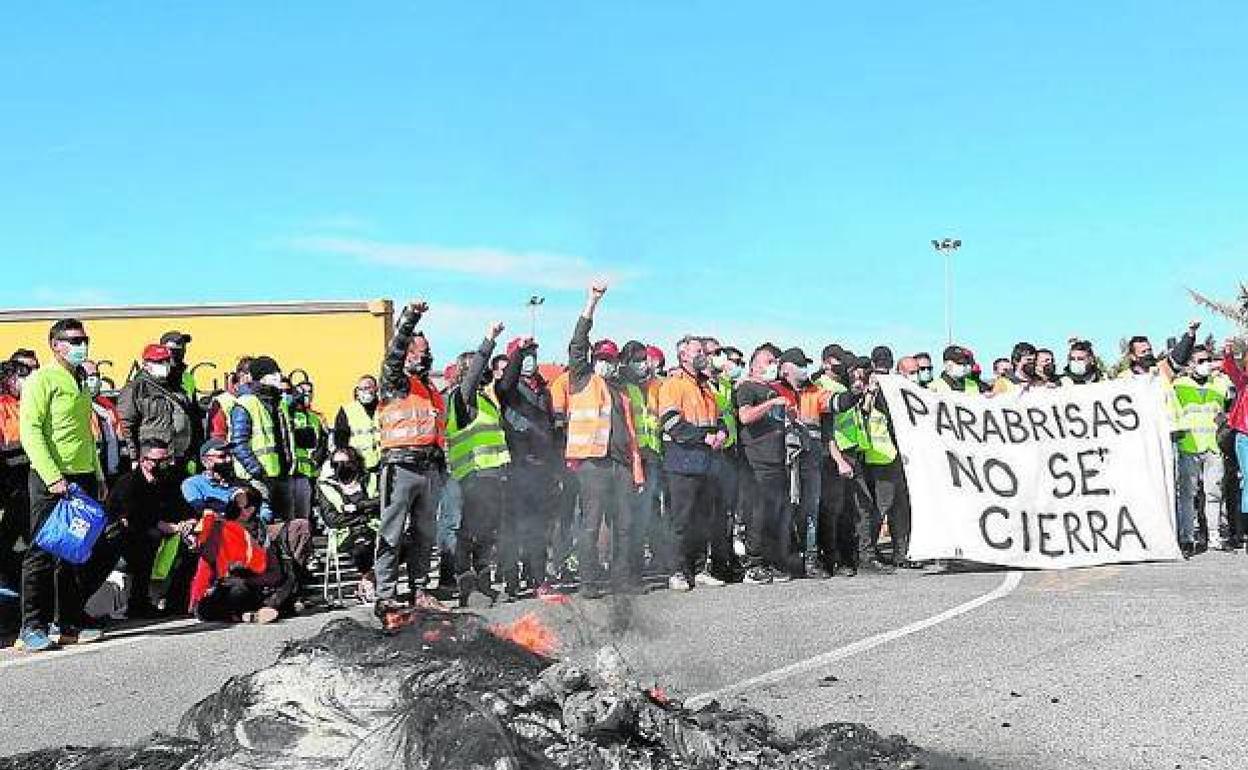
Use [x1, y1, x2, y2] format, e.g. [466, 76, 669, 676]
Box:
[507, 337, 537, 358]
[592, 340, 620, 361]
[645, 345, 665, 366]
[142, 344, 172, 363]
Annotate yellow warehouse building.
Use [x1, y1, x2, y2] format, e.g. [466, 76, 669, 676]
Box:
[0, 300, 395, 414]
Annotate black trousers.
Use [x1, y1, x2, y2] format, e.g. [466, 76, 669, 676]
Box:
[576, 459, 638, 589]
[21, 471, 100, 631]
[456, 472, 507, 576]
[705, 453, 736, 577]
[865, 459, 911, 564]
[500, 461, 554, 587]
[746, 471, 791, 572]
[0, 470, 30, 588]
[820, 453, 876, 568]
[78, 522, 163, 615]
[668, 470, 721, 579]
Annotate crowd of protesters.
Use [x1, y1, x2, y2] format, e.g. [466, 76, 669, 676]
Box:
[0, 283, 1244, 649]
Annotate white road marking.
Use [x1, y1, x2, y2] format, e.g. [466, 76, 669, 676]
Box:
[0, 619, 202, 670]
[687, 570, 1023, 709]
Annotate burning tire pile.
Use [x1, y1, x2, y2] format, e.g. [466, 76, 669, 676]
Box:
[1, 611, 941, 770]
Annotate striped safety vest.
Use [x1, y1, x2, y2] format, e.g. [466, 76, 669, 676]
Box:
[625, 382, 663, 456]
[1173, 375, 1229, 455]
[446, 389, 511, 481]
[341, 400, 382, 469]
[860, 403, 898, 466]
[233, 394, 294, 480]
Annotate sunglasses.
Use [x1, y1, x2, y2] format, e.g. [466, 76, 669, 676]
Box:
[56, 335, 90, 345]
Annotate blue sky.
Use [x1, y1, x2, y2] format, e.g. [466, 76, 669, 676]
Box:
[3, 2, 1246, 366]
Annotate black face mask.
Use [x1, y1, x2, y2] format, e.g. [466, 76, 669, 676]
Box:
[212, 462, 235, 481]
[405, 353, 433, 376]
[170, 350, 186, 365]
[1042, 363, 1056, 378]
[1021, 362, 1037, 379]
[333, 463, 359, 483]
[1135, 354, 1158, 371]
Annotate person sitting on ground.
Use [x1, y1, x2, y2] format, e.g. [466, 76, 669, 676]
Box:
[189, 487, 297, 624]
[316, 446, 380, 603]
[91, 438, 197, 618]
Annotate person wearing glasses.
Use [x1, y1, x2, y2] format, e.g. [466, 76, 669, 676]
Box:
[16, 319, 106, 653]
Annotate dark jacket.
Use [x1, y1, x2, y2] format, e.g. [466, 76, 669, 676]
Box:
[496, 343, 556, 463]
[117, 372, 200, 462]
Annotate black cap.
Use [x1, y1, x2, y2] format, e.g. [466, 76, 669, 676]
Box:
[870, 346, 894, 371]
[854, 356, 873, 371]
[160, 330, 192, 346]
[779, 347, 813, 367]
[821, 344, 844, 362]
[249, 355, 281, 381]
[198, 438, 228, 459]
[942, 345, 972, 364]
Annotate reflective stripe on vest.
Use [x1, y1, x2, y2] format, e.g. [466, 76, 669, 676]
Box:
[566, 375, 616, 459]
[378, 383, 445, 450]
[815, 376, 862, 451]
[343, 401, 382, 468]
[626, 383, 662, 456]
[861, 406, 897, 465]
[446, 391, 511, 480]
[233, 394, 287, 480]
[1173, 376, 1228, 455]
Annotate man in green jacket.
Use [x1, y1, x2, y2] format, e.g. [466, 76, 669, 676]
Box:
[17, 319, 106, 653]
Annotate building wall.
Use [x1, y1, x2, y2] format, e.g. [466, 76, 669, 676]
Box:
[0, 300, 393, 416]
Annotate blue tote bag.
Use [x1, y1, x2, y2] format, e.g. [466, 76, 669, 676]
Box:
[34, 483, 107, 565]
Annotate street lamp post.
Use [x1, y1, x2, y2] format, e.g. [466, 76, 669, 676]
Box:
[526, 295, 545, 338]
[930, 238, 962, 344]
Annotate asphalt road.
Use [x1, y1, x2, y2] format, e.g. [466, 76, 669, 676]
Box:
[1, 552, 1245, 769]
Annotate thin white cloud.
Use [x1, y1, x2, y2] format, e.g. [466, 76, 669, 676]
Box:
[28, 286, 115, 307]
[290, 236, 634, 291]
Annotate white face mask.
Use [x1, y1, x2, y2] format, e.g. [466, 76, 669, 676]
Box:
[711, 353, 728, 371]
[521, 356, 538, 376]
[724, 362, 743, 381]
[906, 372, 922, 384]
[1068, 359, 1088, 377]
[593, 360, 617, 379]
[946, 363, 967, 380]
[762, 363, 779, 381]
[357, 389, 377, 404]
[148, 363, 171, 380]
[1194, 362, 1213, 378]
[85, 375, 102, 395]
[260, 373, 283, 388]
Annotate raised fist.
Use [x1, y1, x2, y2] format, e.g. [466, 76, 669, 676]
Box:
[517, 335, 536, 350]
[590, 281, 609, 299]
[1189, 319, 1202, 332]
[487, 321, 505, 339]
[410, 300, 430, 314]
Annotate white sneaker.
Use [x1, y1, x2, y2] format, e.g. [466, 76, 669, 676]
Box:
[668, 574, 693, 592]
[694, 572, 726, 588]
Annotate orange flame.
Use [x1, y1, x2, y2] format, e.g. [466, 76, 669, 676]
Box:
[489, 612, 560, 657]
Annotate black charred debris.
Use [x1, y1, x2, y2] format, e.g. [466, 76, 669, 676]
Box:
[0, 611, 937, 770]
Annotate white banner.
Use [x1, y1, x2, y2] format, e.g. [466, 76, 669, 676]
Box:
[879, 375, 1181, 569]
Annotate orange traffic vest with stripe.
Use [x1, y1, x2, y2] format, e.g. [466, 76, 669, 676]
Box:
[566, 375, 644, 485]
[657, 370, 719, 432]
[378, 377, 446, 450]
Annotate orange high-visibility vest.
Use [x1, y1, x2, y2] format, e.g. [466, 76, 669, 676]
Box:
[378, 378, 446, 450]
[657, 370, 719, 431]
[646, 377, 664, 415]
[566, 375, 644, 484]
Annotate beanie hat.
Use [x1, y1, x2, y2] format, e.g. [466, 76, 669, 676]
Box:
[249, 355, 280, 381]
